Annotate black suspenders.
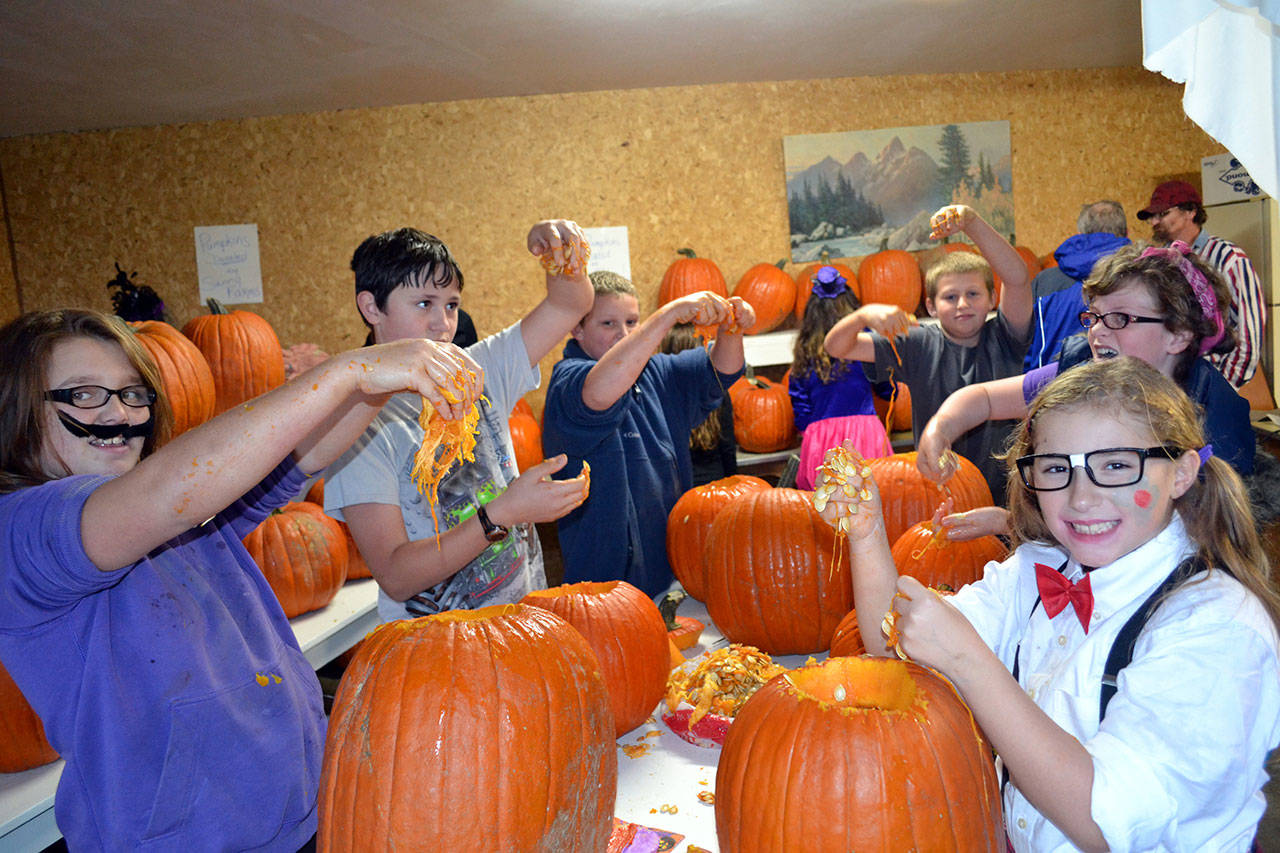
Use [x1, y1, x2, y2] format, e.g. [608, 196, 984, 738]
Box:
[1002, 555, 1206, 793]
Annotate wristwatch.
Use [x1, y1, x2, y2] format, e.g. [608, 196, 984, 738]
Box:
[476, 503, 509, 543]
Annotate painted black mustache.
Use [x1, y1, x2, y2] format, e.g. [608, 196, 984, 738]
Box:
[57, 410, 154, 440]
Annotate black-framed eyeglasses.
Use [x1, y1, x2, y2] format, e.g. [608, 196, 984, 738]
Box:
[45, 385, 156, 409]
[1016, 446, 1184, 492]
[1078, 310, 1166, 331]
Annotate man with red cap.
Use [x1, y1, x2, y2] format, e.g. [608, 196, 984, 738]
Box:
[1137, 179, 1264, 388]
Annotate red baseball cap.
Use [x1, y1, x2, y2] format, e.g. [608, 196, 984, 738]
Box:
[1136, 180, 1202, 219]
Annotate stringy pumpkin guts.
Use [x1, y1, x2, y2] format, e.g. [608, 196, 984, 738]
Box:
[410, 370, 483, 542]
[539, 232, 592, 277]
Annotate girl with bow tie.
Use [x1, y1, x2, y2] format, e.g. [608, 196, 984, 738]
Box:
[817, 355, 1280, 852]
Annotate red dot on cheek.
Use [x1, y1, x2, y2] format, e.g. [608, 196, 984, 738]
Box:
[1134, 489, 1152, 508]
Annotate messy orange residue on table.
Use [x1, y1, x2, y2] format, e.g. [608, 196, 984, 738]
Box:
[620, 742, 651, 759]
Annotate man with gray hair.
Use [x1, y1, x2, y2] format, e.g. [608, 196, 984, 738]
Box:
[1024, 199, 1131, 369]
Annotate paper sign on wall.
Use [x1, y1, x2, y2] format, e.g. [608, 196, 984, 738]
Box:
[582, 226, 630, 280]
[194, 224, 264, 304]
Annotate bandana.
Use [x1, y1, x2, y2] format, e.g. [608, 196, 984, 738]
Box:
[1139, 241, 1224, 356]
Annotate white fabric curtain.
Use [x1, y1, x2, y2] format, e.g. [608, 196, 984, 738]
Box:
[1142, 0, 1280, 198]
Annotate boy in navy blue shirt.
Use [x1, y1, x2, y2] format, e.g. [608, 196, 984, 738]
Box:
[541, 271, 752, 597]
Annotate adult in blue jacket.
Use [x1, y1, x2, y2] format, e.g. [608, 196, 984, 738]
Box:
[542, 272, 751, 597]
[1026, 200, 1130, 369]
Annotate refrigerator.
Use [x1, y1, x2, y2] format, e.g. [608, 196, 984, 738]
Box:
[1203, 195, 1280, 405]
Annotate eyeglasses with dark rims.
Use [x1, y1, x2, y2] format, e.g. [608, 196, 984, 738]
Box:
[1015, 446, 1184, 491]
[45, 385, 157, 409]
[1078, 310, 1165, 331]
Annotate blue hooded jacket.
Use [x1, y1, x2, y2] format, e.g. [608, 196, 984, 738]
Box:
[1026, 232, 1130, 369]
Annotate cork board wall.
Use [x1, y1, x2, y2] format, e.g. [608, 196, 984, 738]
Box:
[0, 66, 1222, 402]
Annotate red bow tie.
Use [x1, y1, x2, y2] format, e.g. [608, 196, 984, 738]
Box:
[1035, 562, 1094, 632]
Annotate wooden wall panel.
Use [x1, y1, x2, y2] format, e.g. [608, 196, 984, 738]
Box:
[0, 66, 1222, 401]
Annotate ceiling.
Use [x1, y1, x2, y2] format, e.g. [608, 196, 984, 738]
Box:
[0, 1, 1145, 140]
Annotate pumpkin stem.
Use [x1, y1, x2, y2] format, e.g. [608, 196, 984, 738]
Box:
[657, 590, 686, 631]
[773, 259, 788, 270]
[818, 250, 831, 263]
[676, 248, 698, 259]
[206, 298, 229, 315]
[878, 236, 889, 252]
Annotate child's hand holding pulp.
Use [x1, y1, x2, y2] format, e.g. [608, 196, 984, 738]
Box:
[529, 219, 591, 277]
[348, 339, 484, 421]
[722, 296, 755, 335]
[812, 443, 885, 544]
[487, 455, 590, 526]
[669, 291, 732, 327]
[885, 575, 979, 672]
[914, 422, 959, 484]
[939, 505, 1011, 541]
[928, 205, 975, 241]
[860, 303, 915, 338]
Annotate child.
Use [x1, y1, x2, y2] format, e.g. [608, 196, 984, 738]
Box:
[824, 204, 1033, 505]
[541, 271, 753, 597]
[818, 356, 1280, 851]
[917, 241, 1256, 542]
[0, 308, 480, 850]
[660, 322, 739, 487]
[788, 264, 892, 489]
[323, 221, 592, 623]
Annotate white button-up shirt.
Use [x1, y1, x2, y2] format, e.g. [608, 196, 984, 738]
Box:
[950, 515, 1280, 852]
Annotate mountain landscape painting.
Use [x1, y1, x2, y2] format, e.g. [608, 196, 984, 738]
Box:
[784, 120, 1013, 262]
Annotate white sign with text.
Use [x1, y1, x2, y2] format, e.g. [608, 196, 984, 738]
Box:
[194, 224, 264, 304]
[582, 226, 630, 280]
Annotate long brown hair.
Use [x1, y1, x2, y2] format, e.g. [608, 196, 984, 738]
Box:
[0, 309, 172, 494]
[660, 323, 720, 452]
[1003, 356, 1280, 629]
[791, 285, 860, 383]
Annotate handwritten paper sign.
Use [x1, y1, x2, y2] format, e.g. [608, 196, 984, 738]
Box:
[194, 224, 264, 304]
[583, 226, 631, 280]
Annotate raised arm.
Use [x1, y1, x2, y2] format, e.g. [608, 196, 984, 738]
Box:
[81, 338, 482, 571]
[519, 219, 596, 366]
[930, 204, 1033, 338]
[824, 303, 914, 363]
[580, 291, 732, 411]
[915, 373, 1027, 482]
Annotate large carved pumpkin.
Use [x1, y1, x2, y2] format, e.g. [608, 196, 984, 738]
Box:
[794, 256, 858, 320]
[732, 260, 796, 334]
[716, 656, 1003, 852]
[729, 368, 795, 453]
[181, 298, 286, 415]
[891, 520, 1007, 591]
[0, 662, 58, 773]
[865, 451, 993, 545]
[522, 580, 668, 736]
[129, 319, 217, 438]
[666, 475, 772, 601]
[857, 249, 924, 314]
[704, 488, 851, 654]
[318, 604, 617, 850]
[243, 502, 348, 618]
[508, 409, 543, 473]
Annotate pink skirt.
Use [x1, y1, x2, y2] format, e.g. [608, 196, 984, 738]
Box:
[796, 414, 893, 491]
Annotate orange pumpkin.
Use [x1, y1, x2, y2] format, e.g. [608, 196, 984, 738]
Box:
[666, 474, 772, 600]
[827, 608, 866, 658]
[181, 298, 286, 415]
[865, 451, 993, 545]
[891, 520, 1007, 591]
[715, 656, 1003, 851]
[732, 260, 796, 334]
[857, 249, 924, 314]
[794, 256, 858, 320]
[522, 580, 668, 737]
[658, 590, 705, 650]
[729, 368, 795, 453]
[872, 380, 912, 434]
[129, 319, 216, 438]
[992, 245, 1042, 305]
[658, 248, 728, 305]
[1040, 253, 1058, 269]
[319, 604, 616, 850]
[513, 397, 535, 419]
[0, 662, 58, 773]
[508, 410, 542, 473]
[243, 502, 349, 618]
[704, 488, 851, 655]
[293, 496, 372, 581]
